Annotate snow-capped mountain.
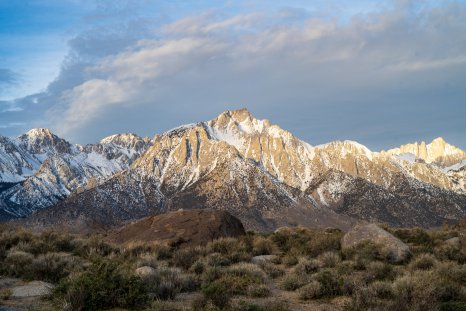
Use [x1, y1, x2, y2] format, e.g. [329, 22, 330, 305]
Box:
[0, 131, 151, 219]
[15, 109, 466, 232]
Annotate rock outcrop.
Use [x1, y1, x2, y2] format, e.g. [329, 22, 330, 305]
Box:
[108, 209, 246, 247]
[341, 224, 411, 263]
[10, 280, 54, 298]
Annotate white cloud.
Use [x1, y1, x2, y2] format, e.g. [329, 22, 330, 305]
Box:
[6, 1, 466, 149]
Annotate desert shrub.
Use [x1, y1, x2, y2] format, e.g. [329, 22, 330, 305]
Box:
[344, 286, 381, 311]
[318, 251, 341, 268]
[410, 253, 437, 271]
[201, 267, 224, 284]
[172, 247, 202, 270]
[212, 264, 264, 295]
[29, 252, 82, 283]
[201, 280, 231, 309]
[259, 261, 285, 278]
[393, 228, 433, 245]
[435, 244, 466, 264]
[436, 262, 466, 284]
[271, 228, 341, 257]
[293, 258, 320, 275]
[366, 261, 394, 280]
[54, 260, 147, 311]
[280, 274, 307, 291]
[190, 259, 206, 275]
[71, 237, 117, 259]
[141, 266, 198, 299]
[153, 244, 174, 260]
[299, 281, 322, 300]
[313, 270, 344, 297]
[0, 229, 33, 251]
[38, 231, 75, 254]
[390, 272, 439, 311]
[2, 250, 35, 277]
[343, 241, 389, 265]
[206, 253, 231, 267]
[369, 281, 394, 299]
[252, 236, 275, 256]
[208, 238, 243, 256]
[282, 254, 298, 266]
[225, 263, 265, 281]
[247, 284, 270, 298]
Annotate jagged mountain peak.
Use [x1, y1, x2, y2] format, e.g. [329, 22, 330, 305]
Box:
[99, 133, 146, 148]
[23, 128, 54, 137]
[17, 128, 74, 155]
[211, 108, 272, 135]
[386, 136, 466, 167]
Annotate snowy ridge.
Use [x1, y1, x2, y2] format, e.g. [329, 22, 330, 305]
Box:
[0, 129, 151, 219]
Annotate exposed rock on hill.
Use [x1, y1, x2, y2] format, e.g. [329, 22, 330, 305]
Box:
[341, 223, 411, 263]
[108, 209, 245, 247]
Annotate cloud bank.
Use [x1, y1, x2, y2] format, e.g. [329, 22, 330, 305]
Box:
[3, 1, 466, 150]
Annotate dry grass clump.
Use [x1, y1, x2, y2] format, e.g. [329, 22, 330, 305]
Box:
[140, 265, 199, 300]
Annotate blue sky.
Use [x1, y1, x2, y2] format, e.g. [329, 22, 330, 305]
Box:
[1, 0, 465, 150]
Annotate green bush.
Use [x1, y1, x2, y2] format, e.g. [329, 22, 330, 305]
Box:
[54, 260, 147, 311]
[201, 280, 231, 309]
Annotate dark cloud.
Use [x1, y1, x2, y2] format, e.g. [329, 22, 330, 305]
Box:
[3, 1, 466, 151]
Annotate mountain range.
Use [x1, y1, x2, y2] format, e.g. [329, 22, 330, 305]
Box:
[1, 109, 465, 232]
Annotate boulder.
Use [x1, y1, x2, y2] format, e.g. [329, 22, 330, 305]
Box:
[251, 255, 277, 264]
[109, 209, 246, 247]
[135, 266, 156, 277]
[11, 281, 54, 298]
[341, 224, 411, 263]
[445, 237, 460, 247]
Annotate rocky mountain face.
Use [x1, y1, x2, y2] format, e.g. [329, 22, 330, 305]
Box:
[2, 109, 466, 231]
[0, 130, 151, 219]
[385, 137, 466, 167]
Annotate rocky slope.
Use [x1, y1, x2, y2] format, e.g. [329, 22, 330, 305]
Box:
[16, 109, 466, 232]
[0, 130, 150, 219]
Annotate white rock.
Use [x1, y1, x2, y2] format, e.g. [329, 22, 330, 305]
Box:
[11, 281, 54, 298]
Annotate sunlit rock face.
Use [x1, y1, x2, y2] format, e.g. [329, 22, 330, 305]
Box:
[2, 109, 466, 231]
[386, 137, 466, 167]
